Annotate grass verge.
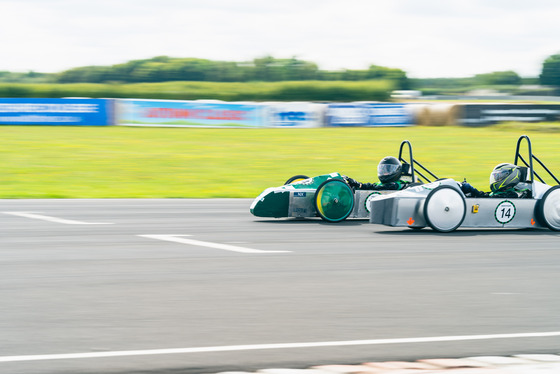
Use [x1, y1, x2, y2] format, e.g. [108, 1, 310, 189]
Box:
[0, 124, 559, 198]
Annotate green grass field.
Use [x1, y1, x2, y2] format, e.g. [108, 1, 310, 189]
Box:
[1, 124, 559, 198]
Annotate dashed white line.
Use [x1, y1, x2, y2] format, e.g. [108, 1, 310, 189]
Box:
[138, 234, 291, 253]
[492, 292, 519, 295]
[1, 331, 560, 363]
[3, 212, 113, 225]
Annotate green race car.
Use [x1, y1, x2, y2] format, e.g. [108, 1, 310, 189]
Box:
[250, 140, 438, 222]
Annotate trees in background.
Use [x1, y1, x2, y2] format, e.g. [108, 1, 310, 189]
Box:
[0, 71, 52, 83]
[5, 53, 560, 96]
[54, 56, 409, 89]
[50, 51, 560, 93]
[474, 71, 521, 85]
[540, 54, 560, 89]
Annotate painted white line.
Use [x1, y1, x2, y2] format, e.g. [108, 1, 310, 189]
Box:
[139, 234, 291, 254]
[1, 331, 560, 363]
[492, 293, 519, 295]
[3, 212, 113, 225]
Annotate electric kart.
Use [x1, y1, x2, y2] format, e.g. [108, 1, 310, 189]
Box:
[250, 140, 439, 222]
[369, 135, 560, 232]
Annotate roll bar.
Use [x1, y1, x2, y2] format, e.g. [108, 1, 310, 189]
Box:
[398, 140, 438, 183]
[514, 135, 559, 185]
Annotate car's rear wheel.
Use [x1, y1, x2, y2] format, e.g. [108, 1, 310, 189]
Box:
[536, 185, 560, 231]
[314, 179, 354, 222]
[284, 175, 309, 185]
[423, 185, 466, 232]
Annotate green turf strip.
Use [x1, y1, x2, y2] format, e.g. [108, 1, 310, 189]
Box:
[0, 124, 558, 198]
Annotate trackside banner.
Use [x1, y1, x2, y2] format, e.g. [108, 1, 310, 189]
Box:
[459, 104, 560, 126]
[118, 99, 264, 128]
[325, 103, 413, 127]
[262, 102, 324, 127]
[0, 98, 113, 126]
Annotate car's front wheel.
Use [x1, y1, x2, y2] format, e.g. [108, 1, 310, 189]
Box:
[314, 179, 354, 222]
[423, 185, 466, 232]
[284, 175, 309, 185]
[536, 185, 560, 231]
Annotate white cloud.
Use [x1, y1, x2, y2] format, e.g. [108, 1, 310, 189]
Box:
[1, 0, 560, 77]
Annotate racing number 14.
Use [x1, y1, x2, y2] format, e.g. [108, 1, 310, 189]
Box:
[495, 201, 516, 224]
[500, 207, 512, 219]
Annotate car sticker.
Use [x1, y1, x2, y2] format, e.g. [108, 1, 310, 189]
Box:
[422, 181, 441, 190]
[365, 192, 381, 213]
[298, 178, 313, 185]
[495, 200, 516, 224]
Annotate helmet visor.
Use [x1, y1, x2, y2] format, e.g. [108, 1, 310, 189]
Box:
[490, 169, 510, 185]
[378, 163, 400, 177]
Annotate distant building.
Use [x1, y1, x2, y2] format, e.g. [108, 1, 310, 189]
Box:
[390, 90, 422, 99]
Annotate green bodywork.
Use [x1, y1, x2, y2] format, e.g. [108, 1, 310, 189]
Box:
[250, 173, 343, 218]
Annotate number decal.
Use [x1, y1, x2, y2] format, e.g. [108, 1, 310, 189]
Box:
[494, 200, 516, 224]
[422, 182, 441, 191]
[364, 192, 381, 213]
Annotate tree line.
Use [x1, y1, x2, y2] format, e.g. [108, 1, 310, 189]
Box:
[0, 56, 408, 89]
[53, 56, 410, 88]
[1, 53, 560, 96]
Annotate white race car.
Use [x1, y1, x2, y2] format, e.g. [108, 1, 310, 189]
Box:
[369, 135, 560, 232]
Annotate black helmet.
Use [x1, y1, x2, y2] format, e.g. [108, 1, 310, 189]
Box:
[490, 163, 521, 192]
[377, 156, 402, 183]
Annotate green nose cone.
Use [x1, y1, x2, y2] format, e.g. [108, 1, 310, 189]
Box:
[250, 189, 290, 218]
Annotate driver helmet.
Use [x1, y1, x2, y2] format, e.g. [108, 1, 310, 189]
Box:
[490, 163, 521, 192]
[377, 156, 402, 183]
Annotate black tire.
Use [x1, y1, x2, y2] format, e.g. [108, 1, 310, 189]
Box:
[536, 185, 560, 231]
[423, 185, 466, 233]
[314, 179, 354, 222]
[284, 175, 309, 185]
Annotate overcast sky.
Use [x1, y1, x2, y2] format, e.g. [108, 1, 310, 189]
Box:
[2, 0, 560, 78]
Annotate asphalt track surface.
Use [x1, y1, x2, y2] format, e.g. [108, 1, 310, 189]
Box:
[1, 199, 559, 374]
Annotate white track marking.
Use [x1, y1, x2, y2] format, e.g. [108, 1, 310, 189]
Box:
[492, 292, 519, 295]
[139, 234, 291, 253]
[3, 212, 113, 225]
[1, 331, 560, 363]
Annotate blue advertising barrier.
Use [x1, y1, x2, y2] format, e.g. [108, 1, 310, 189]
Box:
[118, 99, 264, 128]
[0, 98, 113, 126]
[325, 103, 369, 126]
[263, 102, 324, 127]
[326, 103, 413, 127]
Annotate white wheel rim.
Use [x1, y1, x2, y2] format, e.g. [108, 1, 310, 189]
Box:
[426, 188, 465, 231]
[543, 188, 560, 229]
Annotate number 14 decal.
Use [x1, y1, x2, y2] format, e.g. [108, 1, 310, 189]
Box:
[495, 201, 516, 224]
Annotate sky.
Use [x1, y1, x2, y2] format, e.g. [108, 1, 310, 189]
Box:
[2, 0, 560, 78]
